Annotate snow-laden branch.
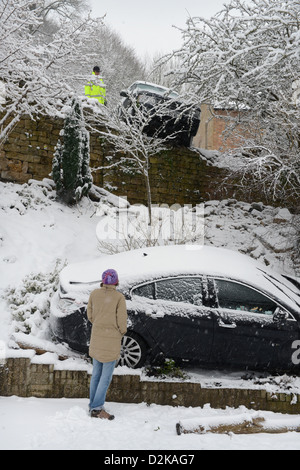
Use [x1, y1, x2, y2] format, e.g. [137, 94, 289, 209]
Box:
[0, 0, 102, 146]
[164, 0, 300, 204]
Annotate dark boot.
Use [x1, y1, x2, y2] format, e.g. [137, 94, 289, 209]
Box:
[90, 409, 115, 420]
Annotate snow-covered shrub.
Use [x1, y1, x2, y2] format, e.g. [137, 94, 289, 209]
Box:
[3, 259, 66, 338]
[145, 359, 189, 380]
[52, 98, 93, 205]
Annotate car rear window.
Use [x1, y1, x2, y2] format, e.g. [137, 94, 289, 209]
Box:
[132, 282, 155, 299]
[155, 277, 203, 305]
[132, 277, 203, 305]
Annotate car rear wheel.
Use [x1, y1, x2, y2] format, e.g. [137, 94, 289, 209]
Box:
[118, 332, 147, 369]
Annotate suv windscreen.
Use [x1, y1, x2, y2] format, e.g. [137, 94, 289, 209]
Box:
[213, 278, 277, 315]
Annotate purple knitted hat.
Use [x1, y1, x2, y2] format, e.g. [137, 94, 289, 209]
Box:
[102, 269, 119, 285]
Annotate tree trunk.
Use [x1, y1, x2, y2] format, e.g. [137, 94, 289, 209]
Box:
[144, 170, 152, 227]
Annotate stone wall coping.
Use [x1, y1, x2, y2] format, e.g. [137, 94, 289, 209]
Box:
[1, 354, 300, 414]
[2, 349, 299, 394]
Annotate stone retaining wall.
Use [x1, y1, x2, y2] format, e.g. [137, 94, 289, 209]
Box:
[0, 115, 105, 188]
[1, 113, 298, 209]
[0, 113, 239, 206]
[1, 357, 299, 414]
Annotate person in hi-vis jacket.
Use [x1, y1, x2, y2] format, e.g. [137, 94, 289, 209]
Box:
[85, 66, 106, 105]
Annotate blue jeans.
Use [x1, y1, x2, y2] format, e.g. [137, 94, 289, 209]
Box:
[89, 359, 116, 411]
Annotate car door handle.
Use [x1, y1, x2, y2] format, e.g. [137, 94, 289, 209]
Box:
[218, 321, 237, 329]
[145, 310, 164, 318]
[145, 310, 154, 317]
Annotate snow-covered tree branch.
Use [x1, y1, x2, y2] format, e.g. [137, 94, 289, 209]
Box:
[169, 0, 300, 203]
[0, 0, 100, 146]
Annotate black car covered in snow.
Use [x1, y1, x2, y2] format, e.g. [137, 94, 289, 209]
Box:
[119, 81, 201, 147]
[50, 245, 300, 373]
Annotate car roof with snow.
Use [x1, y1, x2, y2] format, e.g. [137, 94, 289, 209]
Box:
[59, 245, 300, 311]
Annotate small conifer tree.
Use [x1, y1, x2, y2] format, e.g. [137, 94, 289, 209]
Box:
[52, 98, 93, 204]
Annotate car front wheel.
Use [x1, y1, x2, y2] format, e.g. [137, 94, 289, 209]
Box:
[118, 332, 147, 369]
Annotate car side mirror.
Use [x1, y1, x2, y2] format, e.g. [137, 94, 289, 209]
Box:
[273, 307, 288, 323]
[120, 90, 129, 98]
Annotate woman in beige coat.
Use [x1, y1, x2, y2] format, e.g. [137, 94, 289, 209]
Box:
[87, 269, 127, 419]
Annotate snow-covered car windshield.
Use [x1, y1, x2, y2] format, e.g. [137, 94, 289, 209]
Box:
[262, 271, 300, 308]
[132, 83, 179, 99]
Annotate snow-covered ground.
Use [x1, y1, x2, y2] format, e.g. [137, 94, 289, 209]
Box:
[1, 396, 300, 450]
[1, 179, 300, 450]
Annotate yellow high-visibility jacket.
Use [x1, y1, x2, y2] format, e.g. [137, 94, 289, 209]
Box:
[85, 72, 106, 104]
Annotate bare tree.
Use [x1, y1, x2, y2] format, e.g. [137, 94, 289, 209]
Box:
[99, 106, 169, 225]
[92, 96, 186, 226]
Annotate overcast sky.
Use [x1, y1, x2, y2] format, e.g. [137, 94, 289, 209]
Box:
[89, 0, 227, 59]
